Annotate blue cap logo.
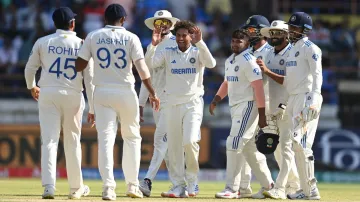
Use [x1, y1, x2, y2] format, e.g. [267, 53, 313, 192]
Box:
[291, 16, 296, 21]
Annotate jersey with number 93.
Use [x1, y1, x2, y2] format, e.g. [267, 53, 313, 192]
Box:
[78, 25, 144, 87]
[25, 30, 90, 91]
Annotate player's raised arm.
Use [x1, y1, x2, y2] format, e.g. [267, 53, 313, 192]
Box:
[145, 27, 166, 69]
[24, 40, 41, 101]
[209, 80, 228, 115]
[191, 26, 216, 68]
[256, 58, 284, 85]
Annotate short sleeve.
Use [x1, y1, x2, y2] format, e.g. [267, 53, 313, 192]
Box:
[77, 34, 92, 61]
[130, 35, 144, 62]
[244, 59, 262, 82]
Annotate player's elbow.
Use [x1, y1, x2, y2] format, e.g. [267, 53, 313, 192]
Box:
[75, 57, 88, 72]
[206, 58, 217, 68]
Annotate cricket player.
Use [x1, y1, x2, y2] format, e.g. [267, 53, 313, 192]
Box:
[257, 12, 322, 200]
[145, 20, 216, 198]
[24, 7, 93, 199]
[75, 4, 160, 200]
[236, 15, 273, 199]
[138, 10, 179, 197]
[210, 27, 274, 199]
[257, 20, 300, 199]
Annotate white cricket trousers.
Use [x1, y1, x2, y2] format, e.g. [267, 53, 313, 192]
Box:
[225, 101, 273, 191]
[273, 118, 300, 190]
[144, 107, 170, 180]
[286, 93, 322, 196]
[94, 86, 142, 188]
[39, 87, 85, 190]
[166, 97, 203, 186]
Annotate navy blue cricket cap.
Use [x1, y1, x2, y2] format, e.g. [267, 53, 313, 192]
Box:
[243, 15, 270, 29]
[288, 12, 313, 30]
[52, 7, 77, 26]
[105, 4, 127, 22]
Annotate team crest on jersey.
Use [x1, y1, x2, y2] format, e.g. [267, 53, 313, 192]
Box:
[267, 60, 270, 64]
[279, 59, 285, 65]
[272, 21, 277, 26]
[295, 51, 299, 57]
[189, 57, 196, 64]
[257, 56, 262, 60]
[158, 11, 163, 16]
[234, 66, 239, 72]
[291, 16, 296, 21]
[253, 68, 260, 75]
[312, 54, 319, 61]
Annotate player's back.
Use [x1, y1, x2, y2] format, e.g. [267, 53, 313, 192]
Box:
[35, 30, 83, 91]
[84, 25, 144, 87]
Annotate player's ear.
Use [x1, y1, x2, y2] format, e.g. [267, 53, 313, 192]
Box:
[120, 16, 126, 24]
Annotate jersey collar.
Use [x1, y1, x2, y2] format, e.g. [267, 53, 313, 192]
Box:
[293, 37, 308, 48]
[177, 45, 193, 54]
[105, 25, 126, 30]
[56, 29, 76, 35]
[276, 43, 292, 56]
[253, 42, 269, 53]
[163, 32, 174, 40]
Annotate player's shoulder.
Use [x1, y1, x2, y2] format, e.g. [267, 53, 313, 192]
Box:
[264, 43, 274, 51]
[36, 33, 57, 44]
[164, 46, 178, 52]
[241, 50, 255, 62]
[303, 39, 321, 54]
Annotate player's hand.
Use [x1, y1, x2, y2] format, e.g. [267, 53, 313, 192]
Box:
[209, 101, 217, 115]
[149, 95, 160, 112]
[190, 26, 202, 44]
[152, 27, 163, 46]
[139, 106, 144, 123]
[30, 86, 40, 101]
[258, 114, 268, 128]
[87, 113, 95, 128]
[256, 59, 269, 73]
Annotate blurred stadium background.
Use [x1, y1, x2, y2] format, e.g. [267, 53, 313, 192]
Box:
[1, 0, 360, 184]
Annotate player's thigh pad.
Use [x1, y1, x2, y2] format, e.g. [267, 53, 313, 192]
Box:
[227, 101, 258, 151]
[183, 97, 204, 145]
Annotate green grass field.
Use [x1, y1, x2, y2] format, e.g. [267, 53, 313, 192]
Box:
[0, 179, 359, 201]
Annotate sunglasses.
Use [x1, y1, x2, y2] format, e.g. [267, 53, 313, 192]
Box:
[246, 27, 257, 33]
[154, 19, 171, 27]
[269, 30, 287, 37]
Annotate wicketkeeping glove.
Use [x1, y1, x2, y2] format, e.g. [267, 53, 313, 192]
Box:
[271, 103, 286, 121]
[301, 92, 323, 122]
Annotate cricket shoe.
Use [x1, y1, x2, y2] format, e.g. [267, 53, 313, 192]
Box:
[126, 184, 143, 198]
[139, 178, 152, 197]
[188, 183, 199, 197]
[263, 187, 286, 199]
[215, 187, 239, 199]
[252, 187, 266, 199]
[286, 185, 300, 195]
[163, 185, 188, 198]
[68, 185, 91, 199]
[102, 187, 116, 201]
[287, 188, 321, 200]
[238, 186, 252, 198]
[42, 186, 55, 199]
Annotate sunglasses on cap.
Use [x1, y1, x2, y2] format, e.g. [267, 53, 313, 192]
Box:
[269, 30, 287, 37]
[246, 27, 257, 33]
[154, 19, 171, 26]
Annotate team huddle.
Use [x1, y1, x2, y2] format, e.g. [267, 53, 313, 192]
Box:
[24, 3, 322, 201]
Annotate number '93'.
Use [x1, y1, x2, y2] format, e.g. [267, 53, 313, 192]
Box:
[97, 47, 127, 69]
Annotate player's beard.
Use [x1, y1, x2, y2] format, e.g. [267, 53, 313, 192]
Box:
[269, 37, 285, 46]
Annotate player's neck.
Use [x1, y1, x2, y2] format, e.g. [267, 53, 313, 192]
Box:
[274, 42, 288, 53]
[179, 44, 191, 52]
[110, 23, 124, 27]
[253, 40, 266, 51]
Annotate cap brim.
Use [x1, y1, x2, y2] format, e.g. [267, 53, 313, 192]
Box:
[260, 27, 286, 38]
[144, 16, 179, 30]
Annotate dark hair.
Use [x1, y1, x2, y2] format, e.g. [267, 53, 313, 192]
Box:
[54, 20, 73, 30]
[232, 29, 249, 39]
[174, 20, 195, 34]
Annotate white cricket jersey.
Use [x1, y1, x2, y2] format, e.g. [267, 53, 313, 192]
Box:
[284, 37, 322, 95]
[146, 40, 216, 105]
[24, 29, 95, 113]
[265, 43, 292, 114]
[138, 33, 177, 107]
[78, 25, 144, 87]
[225, 49, 263, 107]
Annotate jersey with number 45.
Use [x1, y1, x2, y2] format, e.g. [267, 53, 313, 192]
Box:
[25, 29, 93, 92]
[78, 25, 144, 87]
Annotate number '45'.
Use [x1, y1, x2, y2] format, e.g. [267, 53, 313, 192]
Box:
[49, 57, 77, 80]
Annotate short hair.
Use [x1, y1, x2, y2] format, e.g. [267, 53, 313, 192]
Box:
[232, 29, 249, 39]
[174, 20, 195, 34]
[54, 20, 73, 30]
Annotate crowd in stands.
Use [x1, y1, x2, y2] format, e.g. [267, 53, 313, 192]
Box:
[0, 0, 358, 106]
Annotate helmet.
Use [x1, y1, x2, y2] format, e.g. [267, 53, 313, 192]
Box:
[243, 15, 270, 46]
[255, 116, 279, 154]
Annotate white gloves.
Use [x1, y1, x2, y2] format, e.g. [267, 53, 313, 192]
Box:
[271, 103, 286, 121]
[301, 92, 323, 122]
